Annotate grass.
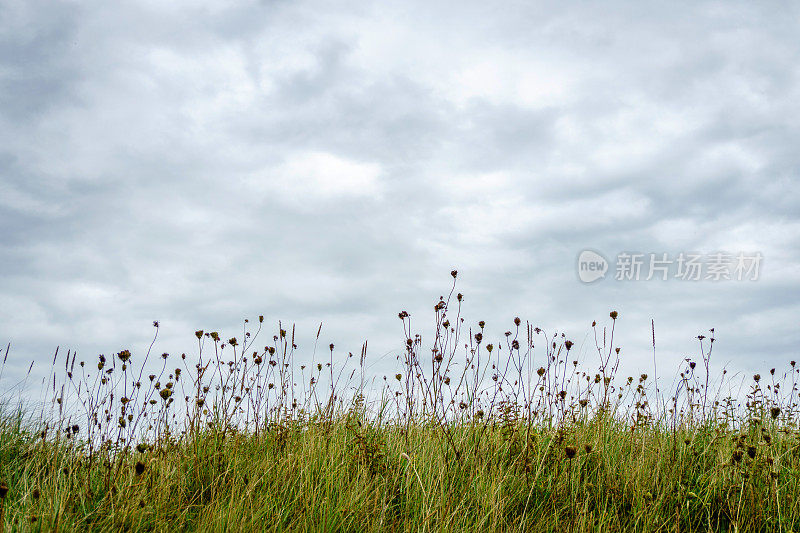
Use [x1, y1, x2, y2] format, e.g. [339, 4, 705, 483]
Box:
[1, 272, 799, 531]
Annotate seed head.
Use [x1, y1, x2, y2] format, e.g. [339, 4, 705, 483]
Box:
[609, 311, 618, 320]
[134, 461, 145, 476]
[564, 446, 577, 459]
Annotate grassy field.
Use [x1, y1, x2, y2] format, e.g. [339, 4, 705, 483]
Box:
[1, 275, 799, 531]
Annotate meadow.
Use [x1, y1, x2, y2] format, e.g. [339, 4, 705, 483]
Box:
[1, 272, 798, 531]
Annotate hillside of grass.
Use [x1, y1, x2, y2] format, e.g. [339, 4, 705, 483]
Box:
[1, 275, 798, 531]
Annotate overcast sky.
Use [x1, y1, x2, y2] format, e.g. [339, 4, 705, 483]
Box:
[2, 0, 799, 399]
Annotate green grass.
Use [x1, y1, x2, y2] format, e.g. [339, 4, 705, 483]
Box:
[1, 275, 799, 531]
[2, 411, 799, 531]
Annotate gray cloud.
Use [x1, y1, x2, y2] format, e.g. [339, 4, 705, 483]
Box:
[1, 0, 798, 397]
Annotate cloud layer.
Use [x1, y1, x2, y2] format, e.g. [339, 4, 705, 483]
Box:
[2, 0, 799, 396]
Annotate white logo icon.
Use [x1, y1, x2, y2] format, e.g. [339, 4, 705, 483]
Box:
[577, 250, 608, 283]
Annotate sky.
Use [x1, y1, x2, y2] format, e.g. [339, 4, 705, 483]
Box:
[1, 0, 799, 401]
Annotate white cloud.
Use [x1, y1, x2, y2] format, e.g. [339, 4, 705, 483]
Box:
[244, 151, 382, 207]
[1, 0, 799, 393]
